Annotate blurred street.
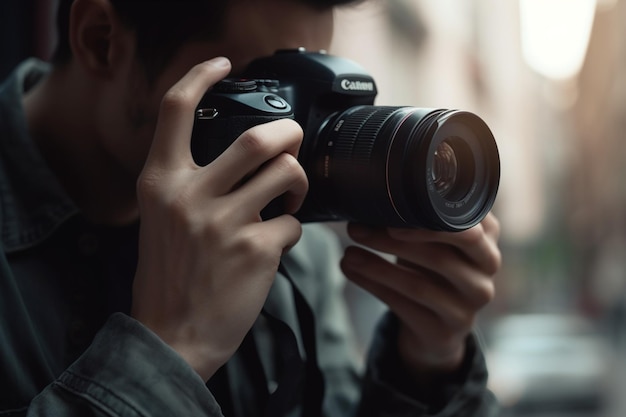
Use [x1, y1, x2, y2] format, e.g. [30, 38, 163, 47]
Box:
[502, 346, 626, 417]
[6, 0, 626, 415]
[332, 2, 626, 415]
[484, 312, 626, 417]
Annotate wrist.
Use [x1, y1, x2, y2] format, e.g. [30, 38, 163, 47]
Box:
[397, 325, 466, 381]
[365, 312, 478, 413]
[167, 341, 230, 381]
[132, 312, 232, 381]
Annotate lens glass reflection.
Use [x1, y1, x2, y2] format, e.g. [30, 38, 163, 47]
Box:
[432, 140, 458, 198]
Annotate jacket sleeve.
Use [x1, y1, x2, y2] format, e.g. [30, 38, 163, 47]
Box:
[289, 224, 499, 417]
[355, 312, 500, 417]
[27, 313, 223, 417]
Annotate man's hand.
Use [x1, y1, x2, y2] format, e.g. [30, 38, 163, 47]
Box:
[131, 57, 309, 381]
[341, 213, 501, 381]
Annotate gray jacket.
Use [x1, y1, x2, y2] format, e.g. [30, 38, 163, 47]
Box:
[0, 59, 499, 417]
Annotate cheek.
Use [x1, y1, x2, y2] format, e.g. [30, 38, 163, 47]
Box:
[123, 97, 161, 174]
[97, 89, 160, 177]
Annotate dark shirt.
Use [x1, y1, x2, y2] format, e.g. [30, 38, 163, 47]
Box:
[0, 59, 499, 417]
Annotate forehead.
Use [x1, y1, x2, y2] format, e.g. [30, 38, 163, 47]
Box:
[145, 0, 334, 97]
[213, 0, 335, 73]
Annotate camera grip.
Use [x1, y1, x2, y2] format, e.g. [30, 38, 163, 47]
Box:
[191, 114, 293, 166]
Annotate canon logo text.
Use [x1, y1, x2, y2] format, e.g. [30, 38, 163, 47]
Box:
[340, 79, 374, 92]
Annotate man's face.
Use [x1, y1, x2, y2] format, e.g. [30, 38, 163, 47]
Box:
[105, 0, 335, 177]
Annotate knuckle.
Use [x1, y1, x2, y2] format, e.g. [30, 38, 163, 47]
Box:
[136, 171, 170, 208]
[484, 248, 502, 276]
[274, 154, 307, 188]
[182, 205, 232, 245]
[136, 172, 158, 200]
[273, 152, 300, 172]
[460, 225, 485, 245]
[236, 129, 270, 155]
[474, 280, 496, 307]
[160, 88, 194, 113]
[237, 231, 278, 263]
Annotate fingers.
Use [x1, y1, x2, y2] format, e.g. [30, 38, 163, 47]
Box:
[231, 152, 308, 215]
[342, 213, 501, 374]
[143, 62, 307, 219]
[133, 58, 309, 379]
[199, 118, 307, 221]
[340, 243, 482, 372]
[256, 214, 304, 254]
[147, 57, 232, 168]
[345, 213, 500, 310]
[205, 118, 305, 197]
[341, 246, 472, 329]
[388, 213, 502, 274]
[349, 213, 501, 277]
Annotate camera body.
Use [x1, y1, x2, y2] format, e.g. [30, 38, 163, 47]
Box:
[191, 48, 500, 230]
[192, 48, 380, 221]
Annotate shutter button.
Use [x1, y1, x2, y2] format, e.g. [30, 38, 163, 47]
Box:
[264, 94, 288, 110]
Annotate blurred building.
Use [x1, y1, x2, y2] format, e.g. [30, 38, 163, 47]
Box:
[333, 0, 626, 314]
[6, 0, 626, 394]
[333, 2, 626, 414]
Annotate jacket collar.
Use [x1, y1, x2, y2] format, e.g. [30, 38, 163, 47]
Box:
[0, 59, 78, 253]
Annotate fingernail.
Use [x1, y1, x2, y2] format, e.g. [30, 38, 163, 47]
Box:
[209, 56, 231, 68]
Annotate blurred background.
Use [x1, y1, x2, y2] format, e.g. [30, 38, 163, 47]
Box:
[331, 1, 626, 416]
[3, 0, 626, 415]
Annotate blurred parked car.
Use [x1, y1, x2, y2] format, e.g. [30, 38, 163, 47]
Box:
[485, 313, 614, 415]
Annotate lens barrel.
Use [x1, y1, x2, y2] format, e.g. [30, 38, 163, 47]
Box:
[308, 106, 500, 231]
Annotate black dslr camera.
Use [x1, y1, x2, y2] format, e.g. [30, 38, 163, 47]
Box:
[191, 48, 500, 231]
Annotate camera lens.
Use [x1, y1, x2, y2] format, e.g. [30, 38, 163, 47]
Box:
[430, 136, 476, 203]
[432, 140, 459, 198]
[304, 106, 500, 231]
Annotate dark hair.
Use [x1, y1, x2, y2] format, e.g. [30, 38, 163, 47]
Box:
[52, 0, 360, 81]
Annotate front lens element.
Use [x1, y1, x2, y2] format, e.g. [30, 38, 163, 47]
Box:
[432, 140, 458, 198]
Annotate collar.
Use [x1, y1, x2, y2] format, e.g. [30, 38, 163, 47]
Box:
[0, 59, 78, 253]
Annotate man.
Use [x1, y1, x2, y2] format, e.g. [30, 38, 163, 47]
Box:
[0, 0, 502, 415]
